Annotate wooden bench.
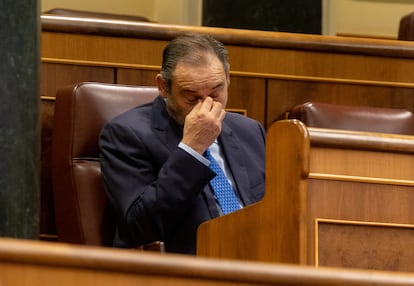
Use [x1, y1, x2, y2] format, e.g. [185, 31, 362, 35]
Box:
[40, 14, 414, 241]
[2, 237, 414, 285]
[198, 119, 414, 272]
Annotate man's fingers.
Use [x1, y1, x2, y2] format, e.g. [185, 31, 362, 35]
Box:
[190, 97, 224, 121]
[190, 99, 204, 113]
[210, 100, 224, 117]
[199, 96, 213, 112]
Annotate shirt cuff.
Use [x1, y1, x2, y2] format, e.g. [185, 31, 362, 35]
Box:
[178, 142, 210, 166]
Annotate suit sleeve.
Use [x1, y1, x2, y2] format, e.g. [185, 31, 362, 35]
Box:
[99, 120, 215, 246]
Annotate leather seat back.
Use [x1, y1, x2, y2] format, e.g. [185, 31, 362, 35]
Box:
[287, 102, 414, 135]
[52, 82, 158, 246]
[399, 11, 414, 41]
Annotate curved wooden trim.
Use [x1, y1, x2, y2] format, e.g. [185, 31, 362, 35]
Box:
[316, 218, 414, 228]
[233, 71, 414, 88]
[41, 95, 56, 101]
[309, 173, 414, 186]
[41, 15, 414, 59]
[2, 237, 414, 285]
[336, 33, 396, 40]
[314, 219, 320, 267]
[41, 57, 160, 70]
[309, 127, 414, 153]
[41, 57, 414, 89]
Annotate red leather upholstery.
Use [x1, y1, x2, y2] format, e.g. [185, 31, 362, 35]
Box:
[399, 12, 414, 41]
[52, 82, 158, 246]
[287, 102, 414, 135]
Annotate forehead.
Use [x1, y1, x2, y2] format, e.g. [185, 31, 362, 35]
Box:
[172, 55, 226, 88]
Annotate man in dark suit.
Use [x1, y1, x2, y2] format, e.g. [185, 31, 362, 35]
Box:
[99, 33, 265, 254]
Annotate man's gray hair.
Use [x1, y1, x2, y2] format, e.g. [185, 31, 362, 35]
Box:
[160, 33, 229, 93]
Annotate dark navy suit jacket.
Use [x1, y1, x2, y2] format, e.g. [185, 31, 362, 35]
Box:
[99, 96, 265, 254]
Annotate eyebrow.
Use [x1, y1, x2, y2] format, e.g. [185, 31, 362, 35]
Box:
[212, 82, 224, 90]
[182, 82, 224, 94]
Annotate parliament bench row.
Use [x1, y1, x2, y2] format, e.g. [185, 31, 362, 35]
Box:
[42, 82, 414, 272]
[38, 16, 414, 270]
[3, 236, 414, 285]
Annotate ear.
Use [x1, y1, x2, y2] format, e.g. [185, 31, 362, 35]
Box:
[156, 74, 167, 98]
[226, 64, 231, 86]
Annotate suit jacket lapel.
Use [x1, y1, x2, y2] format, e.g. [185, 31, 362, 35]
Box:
[219, 120, 256, 206]
[151, 97, 182, 151]
[149, 98, 243, 218]
[151, 97, 221, 217]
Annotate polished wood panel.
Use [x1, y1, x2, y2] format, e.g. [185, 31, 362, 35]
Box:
[2, 237, 414, 286]
[42, 31, 166, 67]
[116, 68, 158, 86]
[316, 219, 414, 271]
[41, 62, 114, 97]
[227, 76, 266, 123]
[198, 120, 414, 272]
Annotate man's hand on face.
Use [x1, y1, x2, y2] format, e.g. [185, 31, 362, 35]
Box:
[181, 97, 226, 155]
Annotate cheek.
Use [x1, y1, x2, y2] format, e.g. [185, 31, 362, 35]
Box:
[217, 93, 228, 107]
[174, 101, 193, 118]
[182, 104, 196, 117]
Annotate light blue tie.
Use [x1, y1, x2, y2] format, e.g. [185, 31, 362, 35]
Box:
[204, 149, 241, 214]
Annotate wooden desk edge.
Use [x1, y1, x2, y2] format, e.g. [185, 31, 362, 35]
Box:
[2, 238, 414, 285]
[40, 14, 414, 59]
